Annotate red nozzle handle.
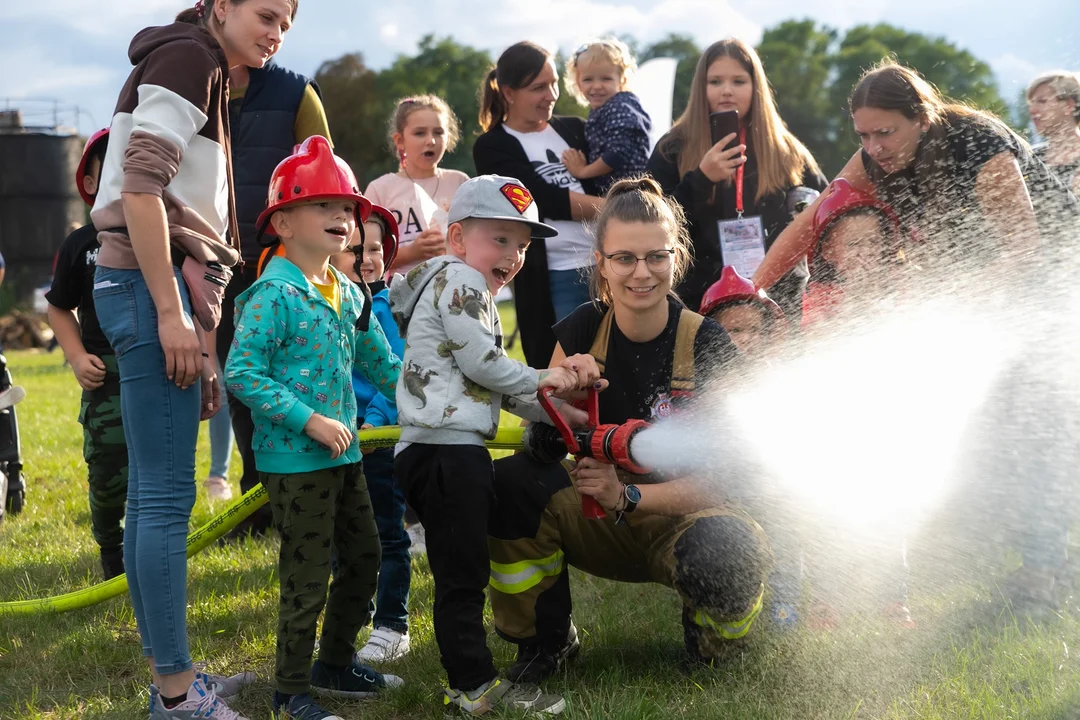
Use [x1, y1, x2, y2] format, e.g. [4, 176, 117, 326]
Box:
[538, 386, 579, 453]
[537, 386, 601, 454]
[582, 494, 607, 520]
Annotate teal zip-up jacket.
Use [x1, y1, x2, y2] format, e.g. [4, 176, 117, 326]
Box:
[225, 256, 402, 474]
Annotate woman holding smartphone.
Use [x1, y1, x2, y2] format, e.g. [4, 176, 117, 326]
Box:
[647, 38, 824, 317]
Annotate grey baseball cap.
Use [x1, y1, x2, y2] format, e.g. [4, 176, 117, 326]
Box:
[447, 174, 559, 239]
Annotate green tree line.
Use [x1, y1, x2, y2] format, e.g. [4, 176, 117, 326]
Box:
[317, 20, 1022, 185]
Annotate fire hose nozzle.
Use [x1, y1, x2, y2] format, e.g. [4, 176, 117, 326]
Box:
[530, 389, 654, 518]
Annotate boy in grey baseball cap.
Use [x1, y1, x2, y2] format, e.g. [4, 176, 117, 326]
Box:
[388, 175, 601, 715]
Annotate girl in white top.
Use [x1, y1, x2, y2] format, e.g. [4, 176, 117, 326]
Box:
[365, 95, 470, 274]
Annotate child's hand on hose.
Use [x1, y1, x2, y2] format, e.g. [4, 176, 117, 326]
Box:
[359, 422, 375, 456]
[305, 414, 354, 459]
[559, 353, 608, 394]
[538, 366, 579, 396]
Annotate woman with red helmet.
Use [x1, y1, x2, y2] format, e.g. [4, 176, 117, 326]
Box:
[89, 1, 298, 716]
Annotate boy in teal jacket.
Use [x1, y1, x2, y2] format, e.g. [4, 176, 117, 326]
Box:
[226, 137, 404, 720]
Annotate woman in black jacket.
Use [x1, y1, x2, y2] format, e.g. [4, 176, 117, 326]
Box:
[647, 38, 824, 318]
[473, 41, 603, 368]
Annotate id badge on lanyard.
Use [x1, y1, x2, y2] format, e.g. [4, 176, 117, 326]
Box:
[716, 129, 766, 279]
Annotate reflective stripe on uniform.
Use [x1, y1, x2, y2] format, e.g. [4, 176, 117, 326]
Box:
[692, 583, 765, 639]
[489, 551, 566, 594]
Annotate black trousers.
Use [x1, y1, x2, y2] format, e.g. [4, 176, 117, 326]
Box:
[395, 443, 497, 691]
[216, 265, 271, 527]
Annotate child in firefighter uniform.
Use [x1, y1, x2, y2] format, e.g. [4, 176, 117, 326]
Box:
[486, 177, 772, 681]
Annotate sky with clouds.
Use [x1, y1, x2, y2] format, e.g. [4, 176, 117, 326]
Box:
[1, 0, 1077, 136]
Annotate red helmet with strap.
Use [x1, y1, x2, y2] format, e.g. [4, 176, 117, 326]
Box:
[699, 265, 784, 321]
[255, 135, 372, 244]
[366, 204, 400, 271]
[810, 178, 900, 259]
[76, 128, 110, 207]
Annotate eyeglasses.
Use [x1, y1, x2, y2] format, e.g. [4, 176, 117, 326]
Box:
[601, 249, 675, 276]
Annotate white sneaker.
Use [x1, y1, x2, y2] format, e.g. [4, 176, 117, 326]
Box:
[148, 677, 248, 719]
[356, 626, 410, 663]
[203, 475, 233, 503]
[406, 524, 426, 557]
[0, 386, 25, 411]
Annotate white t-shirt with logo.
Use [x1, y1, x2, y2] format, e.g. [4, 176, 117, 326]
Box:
[364, 169, 470, 274]
[502, 125, 593, 271]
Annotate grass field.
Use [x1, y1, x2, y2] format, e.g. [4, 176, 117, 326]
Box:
[3, 307, 1080, 719]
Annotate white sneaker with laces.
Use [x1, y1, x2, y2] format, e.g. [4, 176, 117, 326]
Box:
[356, 626, 410, 663]
[203, 476, 233, 503]
[148, 677, 248, 719]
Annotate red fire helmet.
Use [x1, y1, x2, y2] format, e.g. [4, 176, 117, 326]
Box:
[255, 135, 372, 243]
[76, 128, 110, 207]
[699, 265, 784, 321]
[366, 204, 400, 271]
[810, 178, 900, 259]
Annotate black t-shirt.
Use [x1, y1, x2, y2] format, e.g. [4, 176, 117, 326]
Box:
[45, 223, 112, 357]
[553, 296, 737, 425]
[861, 117, 1022, 262]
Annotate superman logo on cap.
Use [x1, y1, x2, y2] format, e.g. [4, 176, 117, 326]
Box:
[501, 183, 534, 214]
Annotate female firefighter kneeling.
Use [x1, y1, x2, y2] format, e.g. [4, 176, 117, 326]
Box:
[487, 176, 772, 683]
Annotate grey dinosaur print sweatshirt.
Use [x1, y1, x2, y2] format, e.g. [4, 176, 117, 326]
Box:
[390, 256, 553, 447]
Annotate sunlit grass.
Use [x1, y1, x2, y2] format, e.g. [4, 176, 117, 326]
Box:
[2, 306, 1080, 718]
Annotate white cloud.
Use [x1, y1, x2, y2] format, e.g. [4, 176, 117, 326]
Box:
[991, 53, 1051, 97]
[0, 45, 114, 98]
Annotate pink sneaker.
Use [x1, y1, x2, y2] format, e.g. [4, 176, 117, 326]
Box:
[203, 475, 233, 503]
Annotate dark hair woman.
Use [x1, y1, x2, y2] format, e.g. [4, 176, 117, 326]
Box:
[90, 1, 296, 715]
[755, 61, 1057, 291]
[472, 41, 604, 368]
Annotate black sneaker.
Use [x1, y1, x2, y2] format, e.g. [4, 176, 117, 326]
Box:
[100, 547, 125, 580]
[507, 624, 580, 684]
[310, 659, 403, 699]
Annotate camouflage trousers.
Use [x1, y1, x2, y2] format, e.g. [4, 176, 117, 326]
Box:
[261, 463, 381, 695]
[79, 357, 129, 552]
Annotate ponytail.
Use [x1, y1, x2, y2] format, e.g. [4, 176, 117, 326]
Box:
[478, 69, 506, 133]
[175, 7, 205, 24]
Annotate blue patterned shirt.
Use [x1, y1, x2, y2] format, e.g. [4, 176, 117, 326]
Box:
[585, 91, 652, 193]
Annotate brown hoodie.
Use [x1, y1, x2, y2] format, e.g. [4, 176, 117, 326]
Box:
[92, 22, 240, 270]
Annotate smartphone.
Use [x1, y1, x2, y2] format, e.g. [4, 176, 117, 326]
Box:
[709, 110, 740, 150]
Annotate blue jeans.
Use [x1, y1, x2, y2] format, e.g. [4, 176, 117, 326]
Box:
[94, 267, 200, 675]
[208, 368, 232, 478]
[366, 447, 411, 633]
[548, 268, 592, 323]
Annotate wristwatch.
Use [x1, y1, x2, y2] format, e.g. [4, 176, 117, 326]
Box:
[622, 484, 641, 513]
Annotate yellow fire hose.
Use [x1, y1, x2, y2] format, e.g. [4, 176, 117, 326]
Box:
[0, 426, 526, 617]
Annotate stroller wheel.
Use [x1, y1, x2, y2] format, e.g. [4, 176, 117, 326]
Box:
[5, 471, 24, 516]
